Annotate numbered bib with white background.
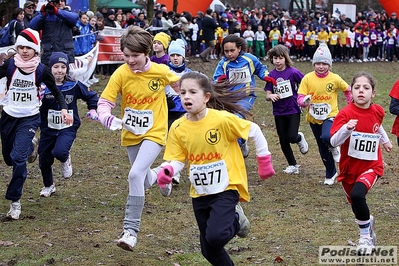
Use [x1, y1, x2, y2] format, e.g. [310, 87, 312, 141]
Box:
[9, 87, 36, 107]
[228, 66, 251, 84]
[309, 103, 331, 120]
[295, 35, 303, 40]
[348, 132, 380, 160]
[189, 160, 229, 195]
[272, 33, 279, 39]
[47, 109, 73, 130]
[123, 108, 154, 135]
[331, 35, 338, 41]
[275, 80, 293, 99]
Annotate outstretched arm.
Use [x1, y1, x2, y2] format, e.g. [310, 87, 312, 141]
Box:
[248, 122, 275, 179]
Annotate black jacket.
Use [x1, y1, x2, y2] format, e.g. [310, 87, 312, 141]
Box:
[201, 15, 218, 41]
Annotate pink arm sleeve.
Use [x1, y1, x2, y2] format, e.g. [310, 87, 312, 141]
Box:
[297, 94, 306, 107]
[344, 86, 352, 104]
[97, 97, 116, 127]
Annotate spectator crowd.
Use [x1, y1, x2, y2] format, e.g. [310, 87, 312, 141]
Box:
[4, 0, 399, 71]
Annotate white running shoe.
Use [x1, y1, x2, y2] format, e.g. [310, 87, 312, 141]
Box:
[40, 183, 56, 197]
[7, 201, 21, 220]
[329, 146, 340, 163]
[235, 204, 250, 238]
[28, 137, 38, 163]
[116, 230, 137, 252]
[356, 236, 375, 255]
[240, 140, 249, 158]
[324, 172, 338, 186]
[61, 155, 73, 178]
[297, 132, 308, 154]
[283, 165, 300, 174]
[160, 183, 172, 197]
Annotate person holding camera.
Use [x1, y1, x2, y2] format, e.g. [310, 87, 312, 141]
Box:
[29, 0, 78, 66]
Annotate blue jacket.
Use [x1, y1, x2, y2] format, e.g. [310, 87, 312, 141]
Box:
[213, 51, 269, 94]
[74, 21, 95, 55]
[40, 79, 98, 134]
[167, 62, 192, 113]
[29, 9, 79, 65]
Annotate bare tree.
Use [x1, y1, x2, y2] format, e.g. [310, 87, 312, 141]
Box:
[0, 0, 18, 25]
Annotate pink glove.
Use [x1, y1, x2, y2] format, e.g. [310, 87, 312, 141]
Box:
[86, 109, 98, 120]
[264, 76, 277, 86]
[257, 154, 275, 180]
[157, 165, 174, 189]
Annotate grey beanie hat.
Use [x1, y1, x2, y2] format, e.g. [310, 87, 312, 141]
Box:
[312, 43, 332, 66]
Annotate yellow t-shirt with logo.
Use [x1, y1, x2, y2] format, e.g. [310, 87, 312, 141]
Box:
[298, 71, 349, 125]
[164, 109, 251, 202]
[101, 63, 180, 146]
[306, 30, 316, 45]
[338, 30, 348, 45]
[329, 32, 339, 45]
[269, 29, 281, 41]
[318, 31, 329, 43]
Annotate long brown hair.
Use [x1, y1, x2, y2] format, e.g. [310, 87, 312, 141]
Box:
[179, 71, 254, 120]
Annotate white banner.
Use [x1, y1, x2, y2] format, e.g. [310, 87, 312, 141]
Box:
[0, 46, 13, 100]
[333, 4, 357, 23]
[69, 42, 99, 86]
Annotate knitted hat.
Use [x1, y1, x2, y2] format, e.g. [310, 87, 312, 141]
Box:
[168, 39, 185, 58]
[15, 28, 41, 54]
[107, 9, 115, 16]
[153, 32, 171, 49]
[312, 43, 332, 66]
[49, 52, 69, 71]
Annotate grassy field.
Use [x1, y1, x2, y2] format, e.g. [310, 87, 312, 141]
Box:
[0, 58, 398, 266]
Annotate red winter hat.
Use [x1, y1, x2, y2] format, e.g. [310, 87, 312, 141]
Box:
[369, 22, 375, 28]
[290, 19, 296, 25]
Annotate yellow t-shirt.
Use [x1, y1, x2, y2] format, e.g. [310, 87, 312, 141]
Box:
[269, 29, 281, 41]
[164, 109, 251, 202]
[101, 63, 180, 146]
[306, 31, 316, 45]
[318, 31, 329, 43]
[329, 32, 339, 45]
[338, 30, 348, 45]
[298, 71, 349, 125]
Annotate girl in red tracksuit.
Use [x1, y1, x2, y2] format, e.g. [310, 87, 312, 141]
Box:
[293, 27, 304, 60]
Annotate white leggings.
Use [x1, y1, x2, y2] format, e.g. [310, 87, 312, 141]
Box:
[126, 140, 162, 197]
